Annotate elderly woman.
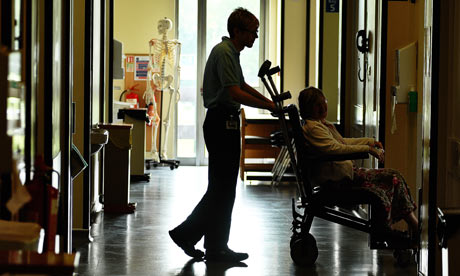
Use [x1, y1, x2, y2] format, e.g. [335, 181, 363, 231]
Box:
[298, 86, 418, 237]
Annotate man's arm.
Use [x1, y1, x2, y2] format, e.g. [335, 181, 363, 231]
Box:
[241, 82, 272, 104]
[227, 85, 275, 112]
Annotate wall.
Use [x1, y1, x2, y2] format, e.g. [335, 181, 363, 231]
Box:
[437, 5, 460, 272]
[322, 4, 339, 122]
[434, 1, 460, 274]
[438, 0, 460, 209]
[114, 1, 175, 54]
[384, 2, 423, 227]
[267, 0, 281, 90]
[72, 0, 85, 229]
[283, 0, 307, 106]
[309, 0, 317, 87]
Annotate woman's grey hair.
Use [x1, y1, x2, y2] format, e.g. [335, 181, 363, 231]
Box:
[227, 7, 258, 38]
[298, 86, 325, 120]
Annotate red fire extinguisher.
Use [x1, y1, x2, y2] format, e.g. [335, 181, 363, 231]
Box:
[22, 155, 60, 252]
[125, 84, 140, 108]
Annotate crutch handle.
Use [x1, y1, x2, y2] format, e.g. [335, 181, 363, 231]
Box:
[273, 91, 291, 102]
[258, 60, 272, 77]
[268, 66, 281, 76]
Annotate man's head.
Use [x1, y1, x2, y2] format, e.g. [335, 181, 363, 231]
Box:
[227, 7, 259, 49]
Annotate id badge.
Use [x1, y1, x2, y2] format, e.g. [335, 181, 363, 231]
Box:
[226, 116, 238, 130]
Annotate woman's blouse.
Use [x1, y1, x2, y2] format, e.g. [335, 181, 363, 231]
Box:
[302, 119, 374, 185]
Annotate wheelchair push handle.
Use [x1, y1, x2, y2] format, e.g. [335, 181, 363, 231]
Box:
[270, 104, 293, 118]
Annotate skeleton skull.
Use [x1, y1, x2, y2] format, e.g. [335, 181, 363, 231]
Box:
[157, 18, 173, 35]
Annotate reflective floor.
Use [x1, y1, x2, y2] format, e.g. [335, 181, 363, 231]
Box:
[74, 166, 417, 276]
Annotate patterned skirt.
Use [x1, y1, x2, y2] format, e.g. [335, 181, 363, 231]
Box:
[352, 167, 417, 227]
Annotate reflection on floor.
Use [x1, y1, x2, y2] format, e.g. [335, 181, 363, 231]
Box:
[74, 166, 416, 276]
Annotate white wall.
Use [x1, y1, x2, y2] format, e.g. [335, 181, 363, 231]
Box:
[283, 0, 307, 106]
[72, 0, 85, 229]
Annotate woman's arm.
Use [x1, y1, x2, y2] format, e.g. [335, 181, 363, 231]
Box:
[304, 123, 370, 155]
[343, 137, 384, 162]
[343, 137, 375, 146]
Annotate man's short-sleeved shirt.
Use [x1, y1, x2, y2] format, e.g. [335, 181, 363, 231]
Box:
[202, 36, 245, 110]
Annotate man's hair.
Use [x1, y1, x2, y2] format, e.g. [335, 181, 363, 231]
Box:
[298, 86, 325, 120]
[227, 7, 258, 38]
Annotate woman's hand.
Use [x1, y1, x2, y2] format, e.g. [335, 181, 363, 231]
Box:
[370, 140, 383, 150]
[369, 145, 385, 163]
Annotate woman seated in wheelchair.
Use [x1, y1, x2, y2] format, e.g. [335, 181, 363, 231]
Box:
[298, 86, 418, 239]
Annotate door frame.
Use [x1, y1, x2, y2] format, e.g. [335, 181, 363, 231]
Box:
[420, 0, 440, 274]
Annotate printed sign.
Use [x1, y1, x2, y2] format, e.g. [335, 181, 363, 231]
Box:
[326, 0, 339, 13]
[134, 56, 149, 80]
[126, 56, 134, 72]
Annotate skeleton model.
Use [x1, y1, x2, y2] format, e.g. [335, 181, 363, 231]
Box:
[144, 17, 181, 163]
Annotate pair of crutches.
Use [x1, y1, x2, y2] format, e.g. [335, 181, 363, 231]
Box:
[271, 145, 293, 186]
[257, 60, 304, 195]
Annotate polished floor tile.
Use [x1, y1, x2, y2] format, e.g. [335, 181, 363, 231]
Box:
[74, 166, 417, 276]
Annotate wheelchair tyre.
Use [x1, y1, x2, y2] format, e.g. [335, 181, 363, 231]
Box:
[290, 233, 301, 248]
[393, 249, 412, 267]
[290, 233, 318, 266]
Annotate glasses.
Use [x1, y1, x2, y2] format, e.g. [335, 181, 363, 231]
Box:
[243, 28, 258, 36]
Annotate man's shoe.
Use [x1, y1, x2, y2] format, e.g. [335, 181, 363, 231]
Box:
[169, 230, 204, 259]
[205, 248, 249, 262]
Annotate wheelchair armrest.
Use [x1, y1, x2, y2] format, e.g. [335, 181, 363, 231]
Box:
[308, 152, 369, 162]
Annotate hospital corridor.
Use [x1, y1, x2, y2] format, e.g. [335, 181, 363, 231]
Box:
[0, 0, 459, 276]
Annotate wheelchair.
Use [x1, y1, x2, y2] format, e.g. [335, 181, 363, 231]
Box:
[257, 60, 417, 267]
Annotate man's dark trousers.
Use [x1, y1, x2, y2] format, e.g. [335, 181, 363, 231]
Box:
[172, 107, 241, 250]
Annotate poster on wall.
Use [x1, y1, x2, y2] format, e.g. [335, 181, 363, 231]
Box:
[134, 56, 149, 80]
[126, 56, 135, 73]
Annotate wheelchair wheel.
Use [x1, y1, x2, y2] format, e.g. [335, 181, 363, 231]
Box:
[393, 249, 413, 267]
[290, 233, 301, 248]
[290, 233, 318, 266]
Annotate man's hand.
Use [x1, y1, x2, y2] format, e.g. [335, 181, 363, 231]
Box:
[227, 85, 276, 112]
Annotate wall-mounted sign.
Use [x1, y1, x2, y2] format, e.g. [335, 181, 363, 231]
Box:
[134, 56, 149, 80]
[326, 0, 339, 13]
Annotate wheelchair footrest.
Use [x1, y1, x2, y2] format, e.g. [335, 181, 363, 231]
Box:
[370, 230, 414, 250]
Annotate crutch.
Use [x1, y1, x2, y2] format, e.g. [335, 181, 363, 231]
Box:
[271, 146, 287, 185]
[258, 60, 306, 197]
[270, 130, 289, 185]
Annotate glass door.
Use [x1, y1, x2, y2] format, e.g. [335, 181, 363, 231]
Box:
[177, 0, 198, 165]
[177, 0, 264, 166]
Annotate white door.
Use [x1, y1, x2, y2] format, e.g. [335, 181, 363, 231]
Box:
[351, 0, 380, 168]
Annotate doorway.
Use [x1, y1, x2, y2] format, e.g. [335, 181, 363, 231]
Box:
[177, 0, 265, 166]
[348, 0, 382, 169]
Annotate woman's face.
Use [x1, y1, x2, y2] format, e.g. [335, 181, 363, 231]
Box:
[315, 96, 328, 120]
